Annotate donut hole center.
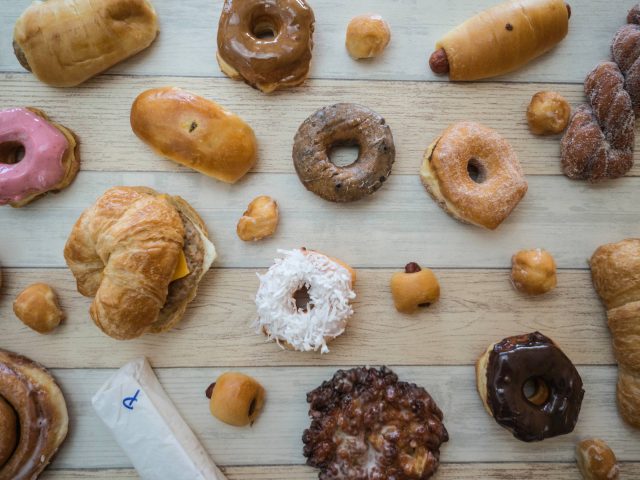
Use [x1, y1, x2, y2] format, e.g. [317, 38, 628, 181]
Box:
[467, 158, 487, 183]
[251, 16, 279, 40]
[293, 285, 314, 312]
[523, 377, 550, 406]
[329, 141, 361, 167]
[0, 141, 25, 165]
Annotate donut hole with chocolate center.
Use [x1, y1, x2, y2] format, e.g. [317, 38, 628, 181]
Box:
[293, 285, 314, 312]
[467, 158, 487, 183]
[522, 377, 551, 406]
[0, 141, 26, 165]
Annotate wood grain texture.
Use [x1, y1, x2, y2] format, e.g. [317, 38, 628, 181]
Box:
[0, 0, 631, 83]
[39, 463, 640, 479]
[1, 74, 639, 177]
[2, 0, 640, 476]
[0, 268, 613, 368]
[42, 366, 640, 469]
[1, 172, 639, 270]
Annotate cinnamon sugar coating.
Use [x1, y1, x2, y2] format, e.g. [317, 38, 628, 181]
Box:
[561, 10, 640, 181]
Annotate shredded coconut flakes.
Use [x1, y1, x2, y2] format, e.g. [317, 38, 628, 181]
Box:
[254, 249, 356, 353]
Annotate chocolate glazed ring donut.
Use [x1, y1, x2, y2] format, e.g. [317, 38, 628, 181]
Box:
[293, 103, 395, 202]
[216, 0, 315, 93]
[476, 332, 584, 442]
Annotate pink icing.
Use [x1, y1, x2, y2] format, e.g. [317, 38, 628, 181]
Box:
[0, 108, 69, 205]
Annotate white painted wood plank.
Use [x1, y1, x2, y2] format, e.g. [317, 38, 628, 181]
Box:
[40, 463, 640, 479]
[0, 268, 613, 367]
[40, 366, 640, 469]
[0, 0, 631, 83]
[0, 172, 639, 269]
[4, 74, 636, 177]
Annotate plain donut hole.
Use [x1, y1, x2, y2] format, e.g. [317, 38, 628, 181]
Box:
[523, 377, 550, 406]
[252, 15, 278, 40]
[467, 158, 487, 183]
[0, 141, 25, 165]
[329, 141, 361, 167]
[293, 285, 314, 312]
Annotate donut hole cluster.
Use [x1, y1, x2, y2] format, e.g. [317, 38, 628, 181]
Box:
[328, 140, 361, 167]
[466, 157, 487, 183]
[522, 376, 551, 406]
[0, 141, 25, 164]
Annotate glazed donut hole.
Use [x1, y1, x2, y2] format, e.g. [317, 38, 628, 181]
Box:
[0, 141, 25, 164]
[346, 14, 391, 59]
[236, 195, 279, 242]
[527, 91, 571, 135]
[13, 283, 64, 334]
[511, 249, 558, 295]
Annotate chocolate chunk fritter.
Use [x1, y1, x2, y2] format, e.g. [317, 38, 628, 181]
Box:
[303, 367, 448, 480]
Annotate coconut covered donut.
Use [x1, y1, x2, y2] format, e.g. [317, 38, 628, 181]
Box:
[254, 248, 356, 353]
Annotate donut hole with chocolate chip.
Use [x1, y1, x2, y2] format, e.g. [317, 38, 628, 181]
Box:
[0, 141, 25, 164]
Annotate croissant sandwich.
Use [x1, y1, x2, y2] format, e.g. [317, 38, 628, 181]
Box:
[64, 187, 217, 340]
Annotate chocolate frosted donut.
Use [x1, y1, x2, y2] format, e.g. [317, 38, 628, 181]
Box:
[216, 0, 315, 93]
[476, 332, 584, 442]
[293, 103, 395, 202]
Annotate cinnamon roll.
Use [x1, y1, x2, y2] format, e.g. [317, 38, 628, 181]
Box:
[0, 349, 68, 479]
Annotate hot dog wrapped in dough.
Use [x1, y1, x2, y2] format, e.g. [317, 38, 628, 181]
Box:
[429, 0, 570, 81]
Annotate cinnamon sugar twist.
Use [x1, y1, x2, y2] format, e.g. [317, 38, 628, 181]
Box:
[561, 6, 640, 181]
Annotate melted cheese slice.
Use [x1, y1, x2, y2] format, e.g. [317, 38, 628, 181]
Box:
[171, 250, 190, 282]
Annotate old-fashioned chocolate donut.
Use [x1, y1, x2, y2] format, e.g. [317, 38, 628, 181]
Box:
[216, 0, 315, 93]
[476, 332, 584, 442]
[293, 103, 395, 202]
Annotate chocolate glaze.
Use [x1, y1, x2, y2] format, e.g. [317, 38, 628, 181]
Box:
[293, 103, 395, 202]
[485, 332, 584, 442]
[217, 0, 315, 91]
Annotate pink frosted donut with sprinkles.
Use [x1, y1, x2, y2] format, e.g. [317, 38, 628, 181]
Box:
[0, 107, 79, 207]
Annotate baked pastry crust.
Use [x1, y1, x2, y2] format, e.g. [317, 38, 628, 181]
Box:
[131, 87, 257, 184]
[13, 0, 158, 87]
[591, 239, 640, 428]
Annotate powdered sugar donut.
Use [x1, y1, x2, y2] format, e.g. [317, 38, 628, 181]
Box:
[254, 249, 356, 353]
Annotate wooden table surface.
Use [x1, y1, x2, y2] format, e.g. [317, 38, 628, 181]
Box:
[2, 0, 640, 478]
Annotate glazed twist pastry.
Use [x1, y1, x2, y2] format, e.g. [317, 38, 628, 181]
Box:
[590, 239, 640, 428]
[0, 349, 68, 479]
[561, 8, 640, 181]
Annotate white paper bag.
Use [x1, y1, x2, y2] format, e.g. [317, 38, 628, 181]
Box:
[92, 357, 227, 480]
